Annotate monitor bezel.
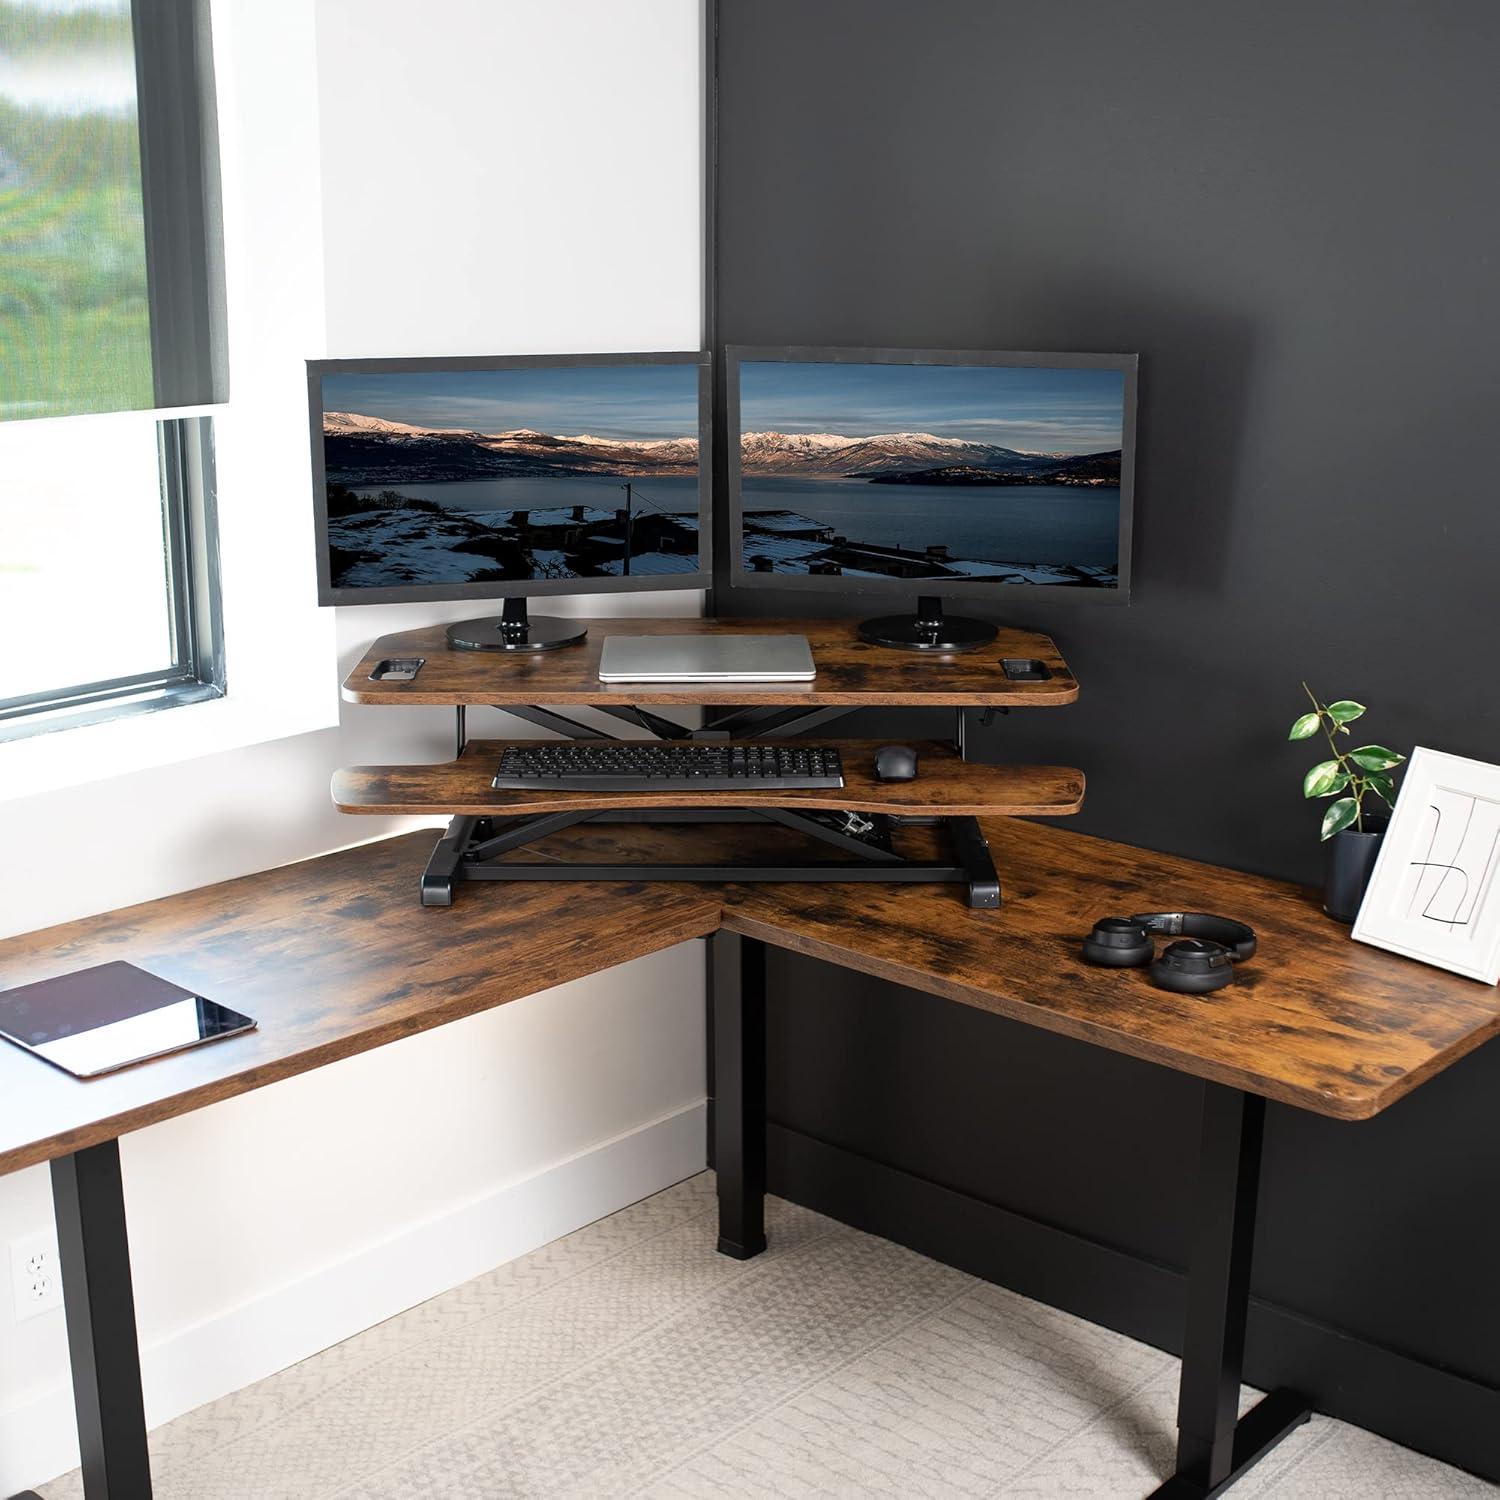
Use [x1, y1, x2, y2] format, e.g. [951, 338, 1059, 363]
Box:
[307, 350, 713, 606]
[724, 345, 1137, 603]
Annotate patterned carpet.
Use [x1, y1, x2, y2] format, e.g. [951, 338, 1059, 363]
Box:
[39, 1174, 1496, 1498]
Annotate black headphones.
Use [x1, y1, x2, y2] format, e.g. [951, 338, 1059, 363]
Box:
[1081, 912, 1257, 994]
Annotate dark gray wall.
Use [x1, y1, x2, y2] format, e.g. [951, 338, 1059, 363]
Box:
[715, 0, 1500, 1475]
[718, 0, 1499, 883]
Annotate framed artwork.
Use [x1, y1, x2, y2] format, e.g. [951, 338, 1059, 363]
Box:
[1352, 747, 1500, 983]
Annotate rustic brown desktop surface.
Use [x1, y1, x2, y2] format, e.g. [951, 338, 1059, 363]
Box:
[3, 820, 1498, 1182]
[0, 834, 720, 1176]
[342, 616, 1080, 708]
[724, 818, 1500, 1121]
[332, 739, 1086, 819]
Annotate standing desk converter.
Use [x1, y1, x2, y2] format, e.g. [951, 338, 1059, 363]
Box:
[3, 825, 1499, 1500]
[337, 616, 1084, 907]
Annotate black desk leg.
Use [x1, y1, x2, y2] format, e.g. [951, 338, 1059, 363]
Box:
[710, 931, 767, 1260]
[51, 1141, 153, 1500]
[1151, 1085, 1309, 1498]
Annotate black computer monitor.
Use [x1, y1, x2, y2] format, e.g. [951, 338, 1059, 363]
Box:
[726, 346, 1137, 649]
[307, 351, 711, 649]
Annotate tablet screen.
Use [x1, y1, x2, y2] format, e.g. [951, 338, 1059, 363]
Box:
[0, 961, 256, 1078]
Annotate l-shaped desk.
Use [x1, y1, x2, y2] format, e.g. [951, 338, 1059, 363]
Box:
[6, 830, 1500, 1499]
[5, 621, 1499, 1499]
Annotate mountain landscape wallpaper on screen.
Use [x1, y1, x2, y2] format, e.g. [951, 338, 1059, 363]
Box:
[318, 359, 1125, 591]
[734, 360, 1126, 584]
[318, 363, 704, 589]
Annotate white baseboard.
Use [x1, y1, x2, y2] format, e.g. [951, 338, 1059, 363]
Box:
[0, 1099, 707, 1495]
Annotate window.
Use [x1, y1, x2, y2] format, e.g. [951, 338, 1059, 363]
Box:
[0, 410, 223, 736]
[0, 0, 228, 740]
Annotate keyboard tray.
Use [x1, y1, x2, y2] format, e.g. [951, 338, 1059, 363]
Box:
[334, 740, 1086, 820]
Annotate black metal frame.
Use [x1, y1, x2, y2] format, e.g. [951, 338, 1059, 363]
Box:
[12, 969, 1314, 1500]
[1148, 1085, 1311, 1497]
[708, 949, 1314, 1499]
[47, 1142, 152, 1500]
[711, 930, 766, 1259]
[421, 806, 999, 907]
[425, 701, 1002, 907]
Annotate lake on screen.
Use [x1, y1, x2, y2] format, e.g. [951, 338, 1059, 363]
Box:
[355, 473, 1121, 566]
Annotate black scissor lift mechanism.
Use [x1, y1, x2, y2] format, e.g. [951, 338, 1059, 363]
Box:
[420, 703, 1002, 909]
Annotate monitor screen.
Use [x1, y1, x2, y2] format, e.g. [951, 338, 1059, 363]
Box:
[728, 348, 1135, 596]
[308, 353, 710, 604]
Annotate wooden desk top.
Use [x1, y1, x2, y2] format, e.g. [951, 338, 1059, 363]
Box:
[331, 740, 1086, 819]
[723, 819, 1500, 1122]
[4, 820, 1498, 1176]
[343, 616, 1079, 709]
[0, 835, 720, 1176]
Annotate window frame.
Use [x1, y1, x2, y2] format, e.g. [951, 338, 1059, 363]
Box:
[0, 415, 226, 741]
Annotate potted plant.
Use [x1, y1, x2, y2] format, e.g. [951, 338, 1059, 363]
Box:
[1289, 685, 1405, 923]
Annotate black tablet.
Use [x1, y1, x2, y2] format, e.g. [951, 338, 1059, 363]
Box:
[0, 961, 256, 1079]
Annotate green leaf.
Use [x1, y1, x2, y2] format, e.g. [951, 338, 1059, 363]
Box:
[1349, 744, 1404, 772]
[1325, 700, 1366, 724]
[1303, 760, 1347, 798]
[1321, 797, 1360, 840]
[1288, 712, 1321, 740]
[1366, 770, 1397, 806]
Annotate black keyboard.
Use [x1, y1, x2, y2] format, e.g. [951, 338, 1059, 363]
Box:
[493, 743, 844, 791]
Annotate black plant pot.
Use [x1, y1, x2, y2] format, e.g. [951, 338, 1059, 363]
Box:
[1324, 816, 1388, 924]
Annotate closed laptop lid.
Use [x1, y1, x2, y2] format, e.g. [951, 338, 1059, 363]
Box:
[598, 634, 816, 682]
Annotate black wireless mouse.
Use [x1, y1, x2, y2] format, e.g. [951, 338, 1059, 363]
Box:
[874, 744, 919, 782]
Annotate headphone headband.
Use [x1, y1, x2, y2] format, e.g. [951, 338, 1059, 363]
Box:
[1129, 912, 1257, 962]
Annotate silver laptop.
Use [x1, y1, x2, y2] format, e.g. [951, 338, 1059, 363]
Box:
[598, 634, 816, 683]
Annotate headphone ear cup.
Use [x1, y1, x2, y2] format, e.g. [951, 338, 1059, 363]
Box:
[1150, 939, 1237, 994]
[1082, 918, 1154, 967]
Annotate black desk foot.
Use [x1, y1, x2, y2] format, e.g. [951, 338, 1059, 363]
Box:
[710, 932, 767, 1260]
[419, 815, 475, 906]
[716, 1234, 765, 1260]
[1149, 1388, 1311, 1497]
[950, 815, 1001, 907]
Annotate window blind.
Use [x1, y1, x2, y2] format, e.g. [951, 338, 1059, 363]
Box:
[0, 0, 226, 423]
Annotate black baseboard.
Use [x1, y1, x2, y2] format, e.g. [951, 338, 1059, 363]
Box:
[766, 1121, 1500, 1484]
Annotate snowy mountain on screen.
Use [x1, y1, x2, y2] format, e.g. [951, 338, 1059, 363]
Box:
[321, 413, 1115, 488]
[321, 413, 700, 484]
[738, 430, 1031, 476]
[322, 411, 474, 438]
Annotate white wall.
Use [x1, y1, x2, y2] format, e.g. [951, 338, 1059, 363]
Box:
[0, 2, 705, 1490]
[318, 0, 702, 357]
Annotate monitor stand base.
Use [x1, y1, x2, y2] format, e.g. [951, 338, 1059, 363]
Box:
[447, 598, 587, 652]
[858, 595, 997, 653]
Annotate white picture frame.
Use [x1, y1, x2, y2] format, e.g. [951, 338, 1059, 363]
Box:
[1352, 747, 1500, 984]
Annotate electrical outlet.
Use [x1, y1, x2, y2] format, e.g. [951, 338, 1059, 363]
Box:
[10, 1230, 63, 1321]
